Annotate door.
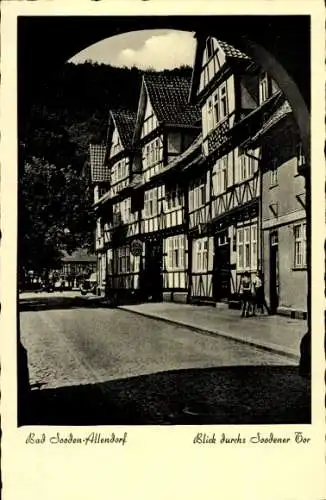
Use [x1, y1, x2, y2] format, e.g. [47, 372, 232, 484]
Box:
[213, 230, 231, 302]
[144, 239, 163, 301]
[269, 231, 279, 314]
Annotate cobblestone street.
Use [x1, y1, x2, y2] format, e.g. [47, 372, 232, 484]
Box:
[19, 292, 310, 425]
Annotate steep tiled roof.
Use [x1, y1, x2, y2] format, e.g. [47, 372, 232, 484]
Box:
[217, 39, 250, 61]
[89, 144, 109, 182]
[111, 109, 137, 149]
[144, 74, 201, 127]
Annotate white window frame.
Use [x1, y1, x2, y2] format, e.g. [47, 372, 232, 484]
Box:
[293, 222, 307, 268]
[207, 98, 213, 133]
[270, 158, 278, 187]
[143, 137, 162, 170]
[144, 188, 158, 218]
[166, 185, 183, 211]
[166, 236, 185, 271]
[196, 239, 208, 272]
[237, 224, 258, 271]
[220, 83, 228, 120]
[214, 155, 228, 195]
[117, 246, 130, 274]
[192, 176, 206, 210]
[210, 83, 228, 129]
[239, 153, 255, 183]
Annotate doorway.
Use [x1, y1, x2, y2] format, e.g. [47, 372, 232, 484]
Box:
[269, 230, 279, 314]
[144, 239, 163, 302]
[213, 230, 230, 302]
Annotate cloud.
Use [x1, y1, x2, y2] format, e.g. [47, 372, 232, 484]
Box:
[115, 31, 196, 70]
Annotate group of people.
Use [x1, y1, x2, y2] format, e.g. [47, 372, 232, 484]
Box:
[240, 271, 270, 318]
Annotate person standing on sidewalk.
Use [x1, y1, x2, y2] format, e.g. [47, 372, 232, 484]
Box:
[240, 271, 252, 317]
[252, 271, 270, 315]
[252, 271, 270, 316]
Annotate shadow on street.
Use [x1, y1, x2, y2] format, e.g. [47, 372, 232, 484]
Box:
[18, 365, 310, 426]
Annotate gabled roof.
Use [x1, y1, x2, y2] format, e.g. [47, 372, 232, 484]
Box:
[144, 74, 201, 127]
[110, 109, 137, 150]
[189, 35, 251, 102]
[89, 144, 109, 183]
[133, 73, 201, 142]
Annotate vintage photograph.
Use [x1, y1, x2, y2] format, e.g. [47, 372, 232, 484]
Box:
[17, 15, 311, 426]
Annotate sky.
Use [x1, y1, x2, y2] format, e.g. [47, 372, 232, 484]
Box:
[69, 29, 196, 70]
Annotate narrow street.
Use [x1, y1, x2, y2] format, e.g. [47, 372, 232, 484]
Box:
[19, 292, 310, 425]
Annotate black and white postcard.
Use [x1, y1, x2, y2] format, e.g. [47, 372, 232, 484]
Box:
[1, 1, 325, 499]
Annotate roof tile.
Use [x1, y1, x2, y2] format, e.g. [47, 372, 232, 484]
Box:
[111, 109, 137, 149]
[144, 74, 201, 127]
[89, 144, 109, 182]
[217, 39, 250, 60]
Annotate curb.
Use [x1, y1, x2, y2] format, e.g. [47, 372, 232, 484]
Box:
[118, 306, 300, 361]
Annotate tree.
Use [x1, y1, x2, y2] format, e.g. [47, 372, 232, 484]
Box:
[19, 157, 94, 279]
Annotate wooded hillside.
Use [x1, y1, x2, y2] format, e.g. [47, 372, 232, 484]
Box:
[19, 63, 192, 275]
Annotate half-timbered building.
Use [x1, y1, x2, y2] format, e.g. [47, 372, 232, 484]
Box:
[93, 109, 139, 299]
[89, 143, 110, 294]
[188, 35, 282, 305]
[132, 74, 201, 302]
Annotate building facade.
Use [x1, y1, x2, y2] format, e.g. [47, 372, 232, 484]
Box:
[187, 36, 281, 305]
[52, 248, 97, 289]
[91, 36, 308, 316]
[249, 98, 307, 316]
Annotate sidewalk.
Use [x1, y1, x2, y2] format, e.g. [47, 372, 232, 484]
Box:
[118, 302, 307, 360]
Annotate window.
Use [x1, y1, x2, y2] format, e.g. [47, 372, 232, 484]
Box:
[112, 158, 127, 186]
[259, 72, 270, 103]
[213, 92, 219, 125]
[117, 246, 130, 274]
[297, 143, 306, 170]
[220, 84, 228, 119]
[237, 224, 258, 270]
[251, 225, 257, 270]
[207, 99, 213, 132]
[294, 223, 307, 268]
[214, 156, 228, 194]
[121, 198, 131, 222]
[206, 38, 214, 59]
[166, 185, 182, 211]
[193, 178, 206, 210]
[144, 189, 158, 217]
[167, 236, 185, 270]
[208, 84, 228, 131]
[196, 239, 208, 272]
[270, 159, 278, 186]
[239, 151, 257, 182]
[144, 138, 161, 169]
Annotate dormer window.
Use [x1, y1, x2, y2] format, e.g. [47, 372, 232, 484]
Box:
[205, 83, 229, 135]
[259, 71, 271, 103]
